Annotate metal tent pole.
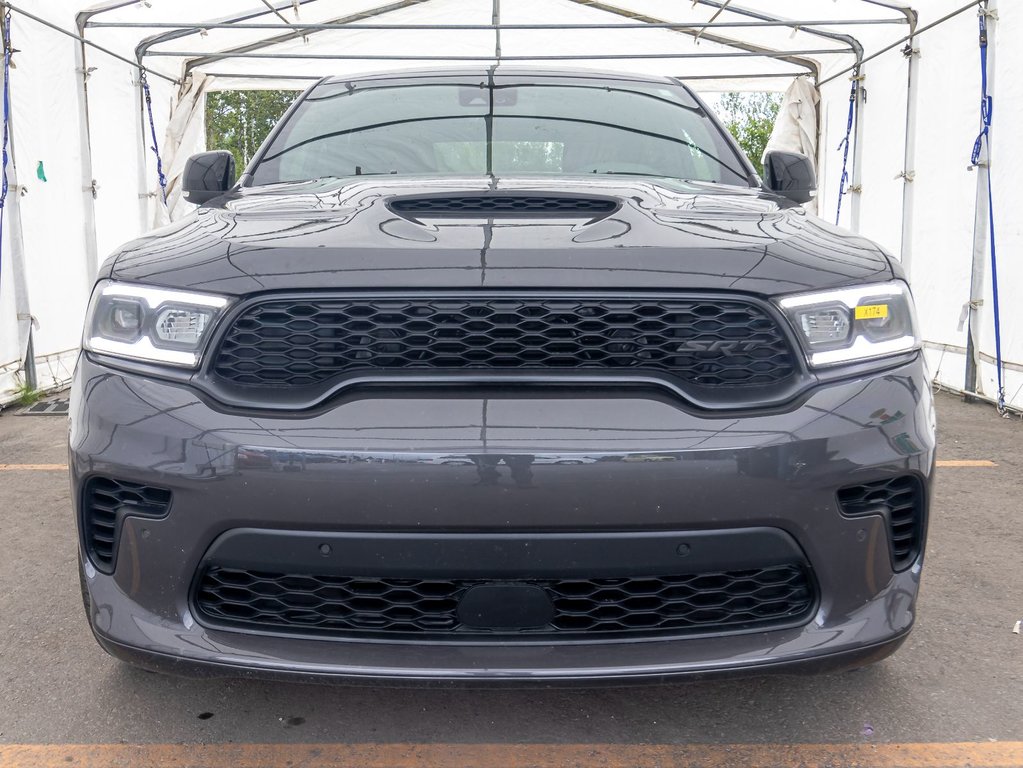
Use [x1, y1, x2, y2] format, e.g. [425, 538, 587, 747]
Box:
[0, 6, 34, 390]
[173, 0, 431, 78]
[152, 49, 853, 63]
[73, 15, 100, 285]
[134, 0, 324, 69]
[818, 1, 984, 87]
[849, 71, 864, 232]
[492, 0, 501, 60]
[89, 19, 909, 31]
[198, 70, 814, 83]
[693, 0, 866, 60]
[965, 0, 997, 399]
[898, 16, 920, 274]
[564, 0, 823, 81]
[1, 2, 176, 82]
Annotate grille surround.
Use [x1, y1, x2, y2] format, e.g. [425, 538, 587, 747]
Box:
[193, 563, 816, 641]
[838, 475, 925, 571]
[209, 293, 800, 398]
[81, 476, 172, 573]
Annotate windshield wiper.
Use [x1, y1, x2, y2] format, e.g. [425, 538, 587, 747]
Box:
[587, 172, 754, 190]
[588, 171, 677, 178]
[267, 172, 402, 184]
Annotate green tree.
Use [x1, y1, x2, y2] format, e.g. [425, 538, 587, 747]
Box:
[205, 90, 299, 170]
[715, 92, 782, 177]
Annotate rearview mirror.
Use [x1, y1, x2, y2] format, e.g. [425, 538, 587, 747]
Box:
[762, 150, 816, 205]
[182, 151, 236, 205]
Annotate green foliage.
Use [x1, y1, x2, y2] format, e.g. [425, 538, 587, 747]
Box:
[11, 377, 41, 407]
[205, 90, 299, 171]
[716, 92, 782, 177]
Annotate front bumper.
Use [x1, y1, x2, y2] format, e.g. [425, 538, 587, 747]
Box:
[70, 355, 935, 682]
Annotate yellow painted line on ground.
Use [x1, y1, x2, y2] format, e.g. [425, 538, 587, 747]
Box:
[0, 463, 68, 471]
[0, 743, 1020, 768]
[936, 459, 999, 467]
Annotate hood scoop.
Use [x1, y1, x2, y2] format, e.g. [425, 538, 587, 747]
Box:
[389, 194, 618, 218]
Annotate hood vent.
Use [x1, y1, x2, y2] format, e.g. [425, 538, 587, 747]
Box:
[389, 194, 618, 217]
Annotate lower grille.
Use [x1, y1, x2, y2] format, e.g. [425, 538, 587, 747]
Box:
[838, 475, 925, 571]
[81, 477, 171, 573]
[194, 564, 815, 639]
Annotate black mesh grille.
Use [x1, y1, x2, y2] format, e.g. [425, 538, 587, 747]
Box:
[194, 564, 815, 639]
[82, 477, 171, 573]
[838, 475, 925, 571]
[390, 195, 617, 216]
[211, 296, 798, 390]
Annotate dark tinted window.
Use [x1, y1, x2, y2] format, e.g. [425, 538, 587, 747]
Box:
[250, 76, 751, 186]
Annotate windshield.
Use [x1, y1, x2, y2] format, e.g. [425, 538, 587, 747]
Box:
[249, 75, 752, 187]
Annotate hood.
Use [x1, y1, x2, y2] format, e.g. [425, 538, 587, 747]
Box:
[107, 176, 894, 296]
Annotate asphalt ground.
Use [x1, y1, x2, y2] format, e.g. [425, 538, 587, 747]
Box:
[0, 390, 1020, 767]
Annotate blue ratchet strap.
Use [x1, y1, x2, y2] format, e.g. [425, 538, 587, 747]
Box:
[834, 74, 858, 226]
[0, 9, 12, 293]
[140, 69, 168, 205]
[970, 10, 1005, 413]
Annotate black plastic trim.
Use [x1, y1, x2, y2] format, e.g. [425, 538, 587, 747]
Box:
[189, 527, 819, 646]
[196, 527, 807, 579]
[837, 472, 929, 573]
[93, 629, 909, 685]
[79, 475, 173, 575]
[388, 193, 621, 219]
[194, 289, 812, 412]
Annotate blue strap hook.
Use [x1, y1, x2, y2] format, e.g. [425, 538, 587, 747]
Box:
[0, 7, 13, 295]
[834, 73, 859, 226]
[140, 69, 168, 206]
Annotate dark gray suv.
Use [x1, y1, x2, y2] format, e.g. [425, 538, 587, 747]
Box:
[71, 69, 935, 683]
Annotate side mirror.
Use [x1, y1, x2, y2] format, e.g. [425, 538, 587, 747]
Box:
[182, 151, 236, 205]
[762, 150, 816, 205]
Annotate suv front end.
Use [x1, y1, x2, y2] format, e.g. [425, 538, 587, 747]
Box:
[71, 69, 934, 683]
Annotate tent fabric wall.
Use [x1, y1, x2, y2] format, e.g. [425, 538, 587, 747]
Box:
[764, 76, 819, 214]
[908, 9, 981, 398]
[850, 46, 910, 258]
[0, 9, 95, 396]
[152, 73, 210, 227]
[84, 53, 161, 258]
[0, 55, 22, 399]
[0, 102, 21, 399]
[0, 0, 1017, 412]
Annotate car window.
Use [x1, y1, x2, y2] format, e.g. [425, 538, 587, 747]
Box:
[250, 77, 751, 187]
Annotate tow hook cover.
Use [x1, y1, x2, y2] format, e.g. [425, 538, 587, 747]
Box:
[457, 584, 555, 630]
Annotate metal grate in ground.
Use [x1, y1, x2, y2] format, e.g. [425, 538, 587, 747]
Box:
[15, 398, 70, 416]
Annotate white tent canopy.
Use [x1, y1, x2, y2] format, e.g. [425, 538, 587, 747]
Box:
[0, 0, 1017, 411]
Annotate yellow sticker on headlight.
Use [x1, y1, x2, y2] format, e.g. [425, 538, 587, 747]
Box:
[855, 304, 889, 320]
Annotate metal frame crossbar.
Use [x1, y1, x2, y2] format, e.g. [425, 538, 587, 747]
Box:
[85, 20, 907, 31]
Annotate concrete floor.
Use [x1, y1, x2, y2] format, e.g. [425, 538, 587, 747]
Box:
[0, 391, 1020, 750]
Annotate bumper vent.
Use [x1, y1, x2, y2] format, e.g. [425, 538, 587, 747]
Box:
[211, 295, 797, 392]
[194, 564, 815, 640]
[838, 475, 925, 571]
[389, 195, 617, 216]
[81, 477, 171, 573]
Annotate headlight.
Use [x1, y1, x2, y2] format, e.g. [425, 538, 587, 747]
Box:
[83, 281, 230, 368]
[776, 280, 920, 368]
